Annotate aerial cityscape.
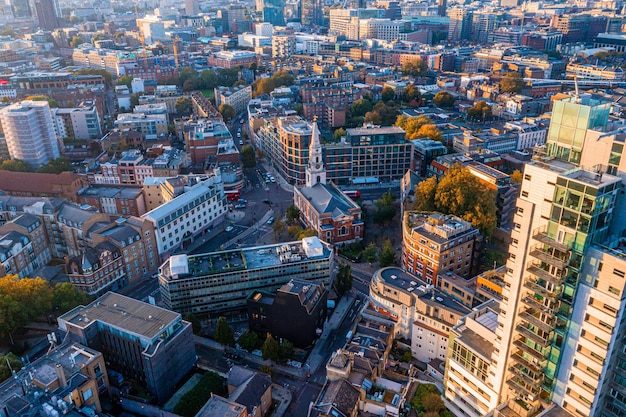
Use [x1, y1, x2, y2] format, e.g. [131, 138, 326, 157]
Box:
[0, 0, 625, 417]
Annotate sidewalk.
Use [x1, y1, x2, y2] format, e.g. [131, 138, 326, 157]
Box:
[259, 160, 293, 193]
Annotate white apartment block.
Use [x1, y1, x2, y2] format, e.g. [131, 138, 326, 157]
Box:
[505, 120, 547, 151]
[114, 113, 168, 139]
[0, 100, 60, 167]
[272, 35, 296, 58]
[359, 19, 403, 41]
[142, 174, 227, 259]
[214, 85, 252, 115]
[53, 105, 102, 140]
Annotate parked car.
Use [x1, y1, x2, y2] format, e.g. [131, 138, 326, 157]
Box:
[263, 199, 272, 205]
[267, 217, 275, 224]
[225, 226, 234, 232]
[235, 203, 246, 209]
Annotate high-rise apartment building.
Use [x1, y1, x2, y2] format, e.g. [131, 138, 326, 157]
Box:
[33, 0, 60, 29]
[444, 93, 626, 417]
[448, 8, 473, 42]
[272, 34, 296, 58]
[261, 0, 284, 25]
[10, 0, 31, 18]
[0, 100, 61, 167]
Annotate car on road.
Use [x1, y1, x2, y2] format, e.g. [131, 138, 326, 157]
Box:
[239, 140, 243, 145]
[267, 217, 274, 224]
[235, 203, 246, 209]
[237, 132, 241, 138]
[263, 199, 272, 205]
[239, 199, 247, 203]
[270, 177, 276, 183]
[225, 226, 234, 232]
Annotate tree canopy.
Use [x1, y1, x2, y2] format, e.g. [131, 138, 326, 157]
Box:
[238, 331, 259, 352]
[175, 97, 192, 114]
[253, 71, 294, 96]
[37, 157, 72, 174]
[0, 353, 22, 381]
[381, 86, 395, 101]
[350, 98, 373, 117]
[73, 68, 112, 85]
[24, 95, 58, 108]
[262, 333, 280, 362]
[218, 104, 236, 121]
[402, 58, 428, 77]
[395, 115, 443, 142]
[0, 159, 32, 172]
[0, 275, 52, 338]
[414, 164, 498, 236]
[365, 101, 399, 126]
[467, 101, 492, 122]
[335, 262, 353, 297]
[401, 84, 421, 104]
[52, 283, 91, 313]
[241, 145, 256, 168]
[373, 189, 397, 226]
[117, 75, 133, 89]
[433, 91, 455, 108]
[173, 371, 226, 417]
[499, 72, 524, 94]
[214, 316, 235, 347]
[379, 239, 396, 267]
[285, 204, 300, 225]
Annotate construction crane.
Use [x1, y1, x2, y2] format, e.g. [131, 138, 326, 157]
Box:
[135, 3, 149, 68]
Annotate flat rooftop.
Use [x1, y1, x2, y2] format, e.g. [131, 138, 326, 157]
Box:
[195, 394, 247, 417]
[59, 292, 180, 340]
[161, 238, 331, 280]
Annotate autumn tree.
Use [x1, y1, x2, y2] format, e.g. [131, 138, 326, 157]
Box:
[381, 86, 395, 101]
[214, 316, 235, 347]
[350, 98, 373, 117]
[253, 70, 294, 96]
[175, 97, 192, 114]
[433, 91, 455, 108]
[395, 115, 441, 140]
[417, 164, 498, 236]
[52, 282, 91, 314]
[402, 58, 428, 76]
[69, 35, 83, 48]
[334, 127, 347, 141]
[510, 169, 523, 183]
[416, 124, 443, 142]
[0, 353, 22, 381]
[25, 95, 58, 108]
[219, 104, 236, 121]
[401, 83, 421, 104]
[0, 159, 32, 172]
[364, 111, 382, 125]
[467, 101, 492, 122]
[0, 275, 53, 341]
[499, 72, 524, 94]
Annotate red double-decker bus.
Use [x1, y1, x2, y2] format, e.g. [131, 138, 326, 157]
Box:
[225, 190, 240, 201]
[344, 190, 361, 199]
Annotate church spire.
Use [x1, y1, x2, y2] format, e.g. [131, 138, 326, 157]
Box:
[306, 117, 326, 187]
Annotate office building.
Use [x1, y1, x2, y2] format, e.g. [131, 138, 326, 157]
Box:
[261, 0, 284, 25]
[142, 174, 227, 259]
[248, 279, 328, 349]
[58, 292, 196, 403]
[158, 237, 333, 315]
[0, 100, 61, 167]
[448, 8, 473, 42]
[53, 105, 102, 140]
[33, 0, 60, 30]
[10, 0, 31, 18]
[185, 119, 234, 165]
[185, 0, 199, 15]
[301, 0, 323, 26]
[402, 212, 480, 285]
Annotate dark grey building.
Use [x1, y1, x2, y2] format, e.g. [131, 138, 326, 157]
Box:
[57, 292, 196, 403]
[248, 279, 328, 348]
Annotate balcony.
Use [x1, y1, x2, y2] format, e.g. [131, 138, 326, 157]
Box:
[519, 311, 554, 333]
[533, 230, 570, 253]
[507, 377, 540, 400]
[526, 264, 564, 285]
[516, 324, 551, 347]
[524, 280, 557, 299]
[529, 249, 568, 269]
[513, 339, 546, 362]
[509, 363, 544, 386]
[522, 295, 552, 314]
[510, 352, 543, 375]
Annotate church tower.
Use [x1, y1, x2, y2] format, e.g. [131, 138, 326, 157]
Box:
[305, 118, 326, 187]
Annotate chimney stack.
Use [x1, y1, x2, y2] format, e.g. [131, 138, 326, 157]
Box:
[55, 363, 67, 388]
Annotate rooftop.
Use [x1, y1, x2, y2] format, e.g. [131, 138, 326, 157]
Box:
[160, 237, 331, 280]
[347, 125, 405, 136]
[405, 212, 477, 245]
[195, 394, 246, 417]
[58, 292, 180, 340]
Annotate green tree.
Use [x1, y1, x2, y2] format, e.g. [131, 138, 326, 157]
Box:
[0, 159, 32, 172]
[378, 239, 396, 267]
[238, 331, 259, 352]
[73, 68, 112, 85]
[69, 35, 83, 48]
[219, 104, 236, 121]
[175, 97, 192, 114]
[467, 101, 492, 122]
[499, 72, 524, 94]
[373, 101, 399, 126]
[0, 275, 53, 340]
[262, 333, 280, 362]
[241, 145, 256, 168]
[278, 339, 294, 362]
[272, 213, 286, 240]
[401, 58, 428, 76]
[350, 98, 373, 117]
[285, 204, 300, 225]
[373, 189, 396, 226]
[178, 67, 198, 87]
[183, 313, 202, 334]
[335, 262, 353, 297]
[381, 86, 395, 101]
[333, 127, 347, 141]
[117, 75, 133, 89]
[0, 353, 22, 381]
[401, 83, 421, 104]
[52, 283, 91, 313]
[200, 69, 218, 89]
[214, 316, 235, 347]
[37, 157, 72, 174]
[173, 371, 226, 417]
[510, 169, 523, 183]
[363, 243, 377, 263]
[433, 91, 455, 108]
[130, 93, 140, 109]
[413, 176, 438, 212]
